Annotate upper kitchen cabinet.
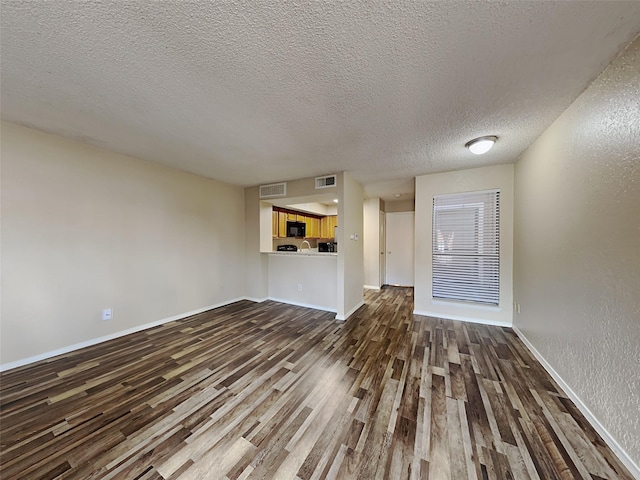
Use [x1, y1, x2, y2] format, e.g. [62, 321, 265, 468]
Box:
[272, 207, 327, 239]
[272, 210, 278, 238]
[307, 217, 321, 238]
[272, 210, 288, 238]
[278, 211, 287, 237]
[320, 215, 338, 238]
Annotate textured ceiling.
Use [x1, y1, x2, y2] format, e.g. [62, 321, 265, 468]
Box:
[2, 1, 640, 200]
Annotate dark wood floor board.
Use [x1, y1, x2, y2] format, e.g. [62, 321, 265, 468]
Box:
[1, 287, 635, 479]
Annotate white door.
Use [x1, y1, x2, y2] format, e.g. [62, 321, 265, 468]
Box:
[379, 211, 386, 287]
[385, 212, 414, 286]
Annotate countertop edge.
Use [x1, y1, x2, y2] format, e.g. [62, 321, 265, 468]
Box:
[267, 251, 338, 257]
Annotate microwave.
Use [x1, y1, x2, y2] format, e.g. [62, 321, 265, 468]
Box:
[286, 221, 306, 237]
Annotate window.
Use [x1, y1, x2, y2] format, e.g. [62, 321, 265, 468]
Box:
[432, 190, 500, 305]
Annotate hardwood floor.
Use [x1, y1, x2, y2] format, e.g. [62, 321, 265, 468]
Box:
[0, 287, 634, 479]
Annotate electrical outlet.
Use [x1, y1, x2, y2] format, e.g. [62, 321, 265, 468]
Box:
[102, 308, 113, 321]
[297, 284, 303, 291]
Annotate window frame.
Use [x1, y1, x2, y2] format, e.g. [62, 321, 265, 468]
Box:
[431, 189, 500, 306]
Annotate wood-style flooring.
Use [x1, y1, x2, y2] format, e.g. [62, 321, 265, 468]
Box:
[0, 287, 634, 479]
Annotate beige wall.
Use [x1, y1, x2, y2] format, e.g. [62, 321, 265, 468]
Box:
[513, 36, 640, 470]
[363, 198, 382, 288]
[244, 186, 269, 301]
[414, 164, 514, 325]
[1, 122, 246, 366]
[276, 175, 337, 199]
[336, 172, 364, 319]
[385, 199, 415, 213]
[268, 255, 337, 311]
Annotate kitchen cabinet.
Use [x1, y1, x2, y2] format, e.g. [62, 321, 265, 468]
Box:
[320, 215, 338, 238]
[287, 212, 320, 238]
[302, 216, 320, 238]
[272, 208, 329, 239]
[278, 212, 287, 238]
[272, 210, 289, 238]
[272, 211, 278, 237]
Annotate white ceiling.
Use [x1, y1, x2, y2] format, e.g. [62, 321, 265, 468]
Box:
[2, 1, 639, 201]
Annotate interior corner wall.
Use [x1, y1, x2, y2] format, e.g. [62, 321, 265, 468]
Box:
[414, 164, 514, 326]
[384, 199, 415, 212]
[244, 186, 269, 301]
[363, 198, 381, 288]
[513, 36, 640, 470]
[336, 172, 364, 319]
[0, 122, 246, 366]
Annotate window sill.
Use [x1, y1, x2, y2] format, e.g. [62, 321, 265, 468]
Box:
[431, 299, 503, 312]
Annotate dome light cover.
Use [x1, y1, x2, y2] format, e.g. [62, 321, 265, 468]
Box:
[465, 136, 498, 155]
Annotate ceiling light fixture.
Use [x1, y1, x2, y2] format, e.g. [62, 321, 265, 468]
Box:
[333, 199, 338, 203]
[465, 136, 498, 155]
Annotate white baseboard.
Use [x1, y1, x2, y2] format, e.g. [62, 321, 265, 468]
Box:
[244, 297, 268, 303]
[0, 297, 247, 373]
[512, 326, 640, 479]
[336, 300, 366, 321]
[267, 297, 337, 314]
[364, 285, 381, 290]
[413, 309, 511, 328]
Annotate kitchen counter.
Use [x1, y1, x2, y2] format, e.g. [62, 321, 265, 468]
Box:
[269, 251, 337, 257]
[268, 252, 338, 312]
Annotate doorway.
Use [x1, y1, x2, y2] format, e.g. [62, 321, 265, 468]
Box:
[379, 210, 386, 287]
[385, 212, 414, 286]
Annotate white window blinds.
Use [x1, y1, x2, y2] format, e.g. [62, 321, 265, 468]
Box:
[432, 190, 500, 305]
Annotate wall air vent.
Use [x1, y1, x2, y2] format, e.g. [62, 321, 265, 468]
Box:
[259, 182, 287, 198]
[315, 175, 337, 189]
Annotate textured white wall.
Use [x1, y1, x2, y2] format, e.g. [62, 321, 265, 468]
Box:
[513, 36, 640, 469]
[1, 122, 246, 365]
[414, 164, 514, 325]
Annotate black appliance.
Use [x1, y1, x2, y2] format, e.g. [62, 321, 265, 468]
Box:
[318, 242, 337, 253]
[286, 221, 306, 238]
[277, 244, 298, 252]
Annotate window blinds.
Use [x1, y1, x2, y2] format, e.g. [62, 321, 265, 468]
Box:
[432, 190, 500, 305]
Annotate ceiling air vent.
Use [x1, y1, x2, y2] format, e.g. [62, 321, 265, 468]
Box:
[259, 182, 287, 198]
[315, 175, 337, 189]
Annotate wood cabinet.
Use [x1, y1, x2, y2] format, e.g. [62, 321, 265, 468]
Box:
[306, 217, 320, 238]
[272, 208, 334, 239]
[272, 210, 289, 238]
[320, 215, 338, 238]
[272, 211, 278, 237]
[278, 212, 287, 238]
